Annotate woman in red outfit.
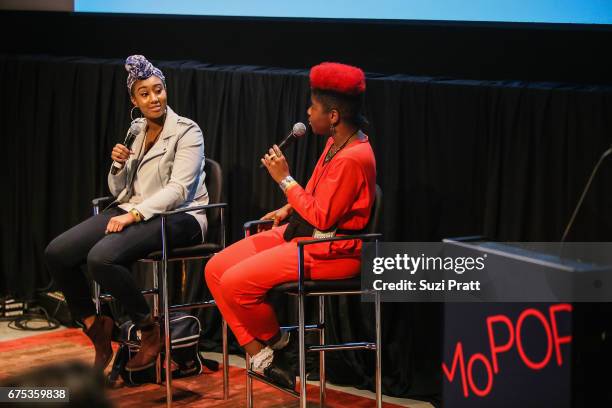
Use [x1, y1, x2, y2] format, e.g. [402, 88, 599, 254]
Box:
[205, 62, 376, 387]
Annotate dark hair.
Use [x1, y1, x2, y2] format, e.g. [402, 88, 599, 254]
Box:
[311, 88, 368, 128]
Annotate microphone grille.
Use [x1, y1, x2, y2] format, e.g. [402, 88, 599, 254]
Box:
[129, 122, 143, 135]
[292, 122, 307, 137]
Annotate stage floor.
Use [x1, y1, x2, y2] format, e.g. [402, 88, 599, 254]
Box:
[0, 322, 431, 407]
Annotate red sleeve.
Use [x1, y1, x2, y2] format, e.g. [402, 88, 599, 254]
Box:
[286, 157, 363, 231]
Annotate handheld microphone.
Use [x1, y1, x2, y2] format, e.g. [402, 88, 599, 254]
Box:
[111, 122, 142, 175]
[259, 122, 307, 168]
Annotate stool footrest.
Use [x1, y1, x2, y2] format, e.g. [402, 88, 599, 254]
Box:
[98, 288, 158, 302]
[280, 324, 323, 332]
[247, 370, 299, 398]
[286, 290, 366, 297]
[168, 300, 216, 312]
[308, 342, 376, 352]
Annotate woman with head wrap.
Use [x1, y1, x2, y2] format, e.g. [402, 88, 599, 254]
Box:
[45, 55, 209, 372]
[205, 62, 376, 388]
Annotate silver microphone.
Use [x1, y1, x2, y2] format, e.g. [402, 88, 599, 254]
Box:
[279, 122, 307, 149]
[111, 122, 142, 175]
[259, 122, 307, 168]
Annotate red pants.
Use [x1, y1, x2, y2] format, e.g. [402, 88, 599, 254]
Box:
[204, 224, 360, 346]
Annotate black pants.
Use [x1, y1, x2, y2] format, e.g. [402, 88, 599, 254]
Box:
[44, 206, 202, 327]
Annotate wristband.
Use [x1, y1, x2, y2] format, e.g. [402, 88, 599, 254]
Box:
[279, 175, 297, 192]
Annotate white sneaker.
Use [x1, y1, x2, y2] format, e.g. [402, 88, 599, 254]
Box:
[250, 346, 274, 373]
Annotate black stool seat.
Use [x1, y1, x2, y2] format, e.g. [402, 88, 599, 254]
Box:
[144, 243, 222, 261]
[270, 277, 361, 295]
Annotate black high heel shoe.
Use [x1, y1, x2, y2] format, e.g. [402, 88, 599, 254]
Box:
[263, 347, 297, 389]
[271, 331, 320, 382]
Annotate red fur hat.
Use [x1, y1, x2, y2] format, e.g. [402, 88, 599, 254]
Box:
[309, 62, 365, 95]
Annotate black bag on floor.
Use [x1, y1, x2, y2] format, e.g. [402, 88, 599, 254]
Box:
[108, 312, 204, 386]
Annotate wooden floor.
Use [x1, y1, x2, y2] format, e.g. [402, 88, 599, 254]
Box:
[0, 327, 411, 407]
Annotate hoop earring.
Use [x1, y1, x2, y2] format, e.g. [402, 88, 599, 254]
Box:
[330, 124, 336, 136]
[130, 106, 143, 121]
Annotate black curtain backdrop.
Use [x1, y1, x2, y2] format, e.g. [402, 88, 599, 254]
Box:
[2, 54, 612, 404]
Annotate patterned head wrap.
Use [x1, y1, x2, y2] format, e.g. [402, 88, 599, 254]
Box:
[125, 55, 166, 94]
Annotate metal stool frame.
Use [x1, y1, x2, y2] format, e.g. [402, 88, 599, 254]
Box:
[242, 220, 382, 408]
[92, 199, 230, 407]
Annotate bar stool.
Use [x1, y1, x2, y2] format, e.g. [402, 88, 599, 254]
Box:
[92, 158, 230, 408]
[243, 185, 383, 408]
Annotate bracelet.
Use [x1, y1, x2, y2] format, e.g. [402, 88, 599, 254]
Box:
[129, 208, 143, 222]
[279, 175, 297, 192]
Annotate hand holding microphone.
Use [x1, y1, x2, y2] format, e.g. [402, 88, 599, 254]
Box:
[111, 144, 132, 163]
[261, 144, 290, 183]
[259, 122, 306, 169]
[111, 122, 142, 175]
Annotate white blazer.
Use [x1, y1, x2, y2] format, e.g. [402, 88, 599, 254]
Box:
[108, 106, 208, 239]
